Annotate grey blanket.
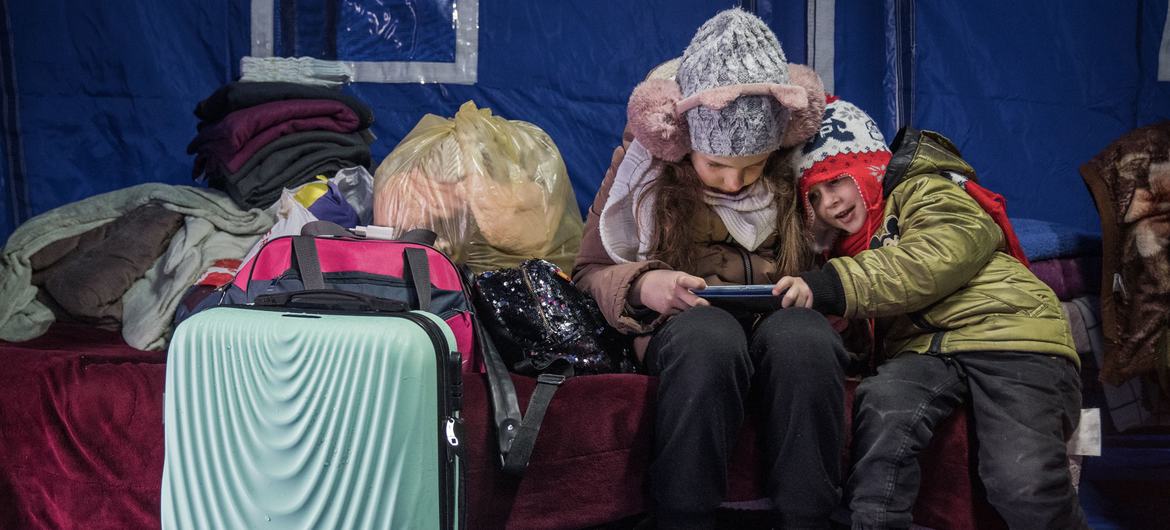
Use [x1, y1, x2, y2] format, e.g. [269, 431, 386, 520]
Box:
[1, 184, 274, 345]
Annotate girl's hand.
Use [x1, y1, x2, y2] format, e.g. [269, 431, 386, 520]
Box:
[773, 276, 814, 309]
[629, 270, 710, 316]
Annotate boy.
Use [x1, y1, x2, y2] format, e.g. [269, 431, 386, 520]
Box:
[776, 99, 1088, 530]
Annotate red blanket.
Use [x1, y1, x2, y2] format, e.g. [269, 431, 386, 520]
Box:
[0, 324, 166, 529]
[0, 324, 998, 529]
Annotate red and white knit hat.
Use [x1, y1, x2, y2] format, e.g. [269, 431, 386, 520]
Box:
[791, 98, 892, 255]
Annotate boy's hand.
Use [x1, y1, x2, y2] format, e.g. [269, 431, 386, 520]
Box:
[773, 276, 814, 309]
[629, 270, 710, 316]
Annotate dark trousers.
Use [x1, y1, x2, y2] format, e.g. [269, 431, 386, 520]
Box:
[644, 306, 850, 529]
[847, 351, 1088, 530]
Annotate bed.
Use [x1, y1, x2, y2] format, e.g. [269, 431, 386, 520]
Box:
[0, 320, 998, 529]
[0, 213, 1106, 529]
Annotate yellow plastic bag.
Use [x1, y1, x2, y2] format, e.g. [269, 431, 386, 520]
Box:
[373, 101, 582, 272]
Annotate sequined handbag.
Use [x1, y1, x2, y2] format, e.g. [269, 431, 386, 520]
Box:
[473, 259, 637, 375]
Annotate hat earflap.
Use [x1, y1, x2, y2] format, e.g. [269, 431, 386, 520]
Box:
[627, 78, 692, 162]
[780, 64, 827, 148]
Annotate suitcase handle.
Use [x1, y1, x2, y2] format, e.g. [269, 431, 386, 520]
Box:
[253, 290, 409, 313]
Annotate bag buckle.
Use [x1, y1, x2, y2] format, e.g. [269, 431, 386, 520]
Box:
[537, 373, 566, 386]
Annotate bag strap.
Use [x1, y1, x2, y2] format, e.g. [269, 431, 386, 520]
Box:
[293, 227, 439, 310]
[253, 289, 408, 313]
[404, 247, 432, 312]
[300, 220, 351, 237]
[291, 236, 326, 290]
[400, 228, 438, 246]
[502, 361, 573, 474]
[476, 321, 523, 465]
[476, 319, 574, 475]
[400, 228, 437, 312]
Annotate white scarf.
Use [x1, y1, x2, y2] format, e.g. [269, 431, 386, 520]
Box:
[599, 140, 778, 263]
[701, 180, 777, 252]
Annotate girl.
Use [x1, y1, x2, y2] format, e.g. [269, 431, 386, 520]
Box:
[776, 99, 1088, 529]
[574, 9, 852, 529]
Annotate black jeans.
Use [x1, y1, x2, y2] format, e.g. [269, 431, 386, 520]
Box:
[644, 306, 850, 529]
[847, 351, 1088, 530]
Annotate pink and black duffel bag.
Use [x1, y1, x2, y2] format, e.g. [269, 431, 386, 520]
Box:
[217, 229, 480, 372]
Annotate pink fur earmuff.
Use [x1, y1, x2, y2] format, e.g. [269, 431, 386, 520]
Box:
[626, 64, 828, 161]
[626, 78, 692, 162]
[780, 64, 827, 148]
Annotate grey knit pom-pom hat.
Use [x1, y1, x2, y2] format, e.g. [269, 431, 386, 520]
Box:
[677, 8, 792, 157]
[626, 9, 824, 162]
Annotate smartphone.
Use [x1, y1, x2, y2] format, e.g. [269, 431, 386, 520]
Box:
[692, 285, 785, 312]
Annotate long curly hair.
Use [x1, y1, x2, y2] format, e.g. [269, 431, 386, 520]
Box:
[637, 152, 811, 275]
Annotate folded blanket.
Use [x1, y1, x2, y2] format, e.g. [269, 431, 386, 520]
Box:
[1028, 255, 1102, 301]
[239, 56, 353, 88]
[210, 129, 369, 208]
[0, 183, 274, 343]
[194, 81, 374, 127]
[211, 129, 370, 180]
[41, 203, 184, 324]
[189, 99, 362, 173]
[208, 131, 371, 209]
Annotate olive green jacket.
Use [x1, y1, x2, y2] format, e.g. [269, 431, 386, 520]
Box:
[805, 129, 1077, 365]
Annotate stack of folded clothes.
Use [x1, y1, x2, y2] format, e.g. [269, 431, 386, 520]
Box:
[188, 82, 375, 209]
[239, 56, 354, 88]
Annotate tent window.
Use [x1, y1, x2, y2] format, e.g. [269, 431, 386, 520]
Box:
[251, 0, 478, 84]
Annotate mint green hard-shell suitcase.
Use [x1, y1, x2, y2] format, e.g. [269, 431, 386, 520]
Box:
[161, 304, 463, 529]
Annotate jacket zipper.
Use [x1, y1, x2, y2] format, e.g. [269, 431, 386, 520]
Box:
[907, 311, 945, 353]
[907, 312, 940, 331]
[927, 332, 945, 354]
[907, 312, 946, 355]
[520, 269, 552, 333]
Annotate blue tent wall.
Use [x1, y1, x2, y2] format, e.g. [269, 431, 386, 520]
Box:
[2, 0, 1169, 243]
[1140, 0, 1170, 126]
[0, 0, 758, 243]
[895, 0, 1164, 233]
[804, 0, 1170, 233]
[3, 0, 249, 242]
[0, 0, 27, 243]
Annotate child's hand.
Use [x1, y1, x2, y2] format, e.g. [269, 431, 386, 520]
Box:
[773, 276, 814, 309]
[630, 270, 710, 316]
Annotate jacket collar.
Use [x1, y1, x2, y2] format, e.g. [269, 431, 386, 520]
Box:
[883, 127, 974, 197]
